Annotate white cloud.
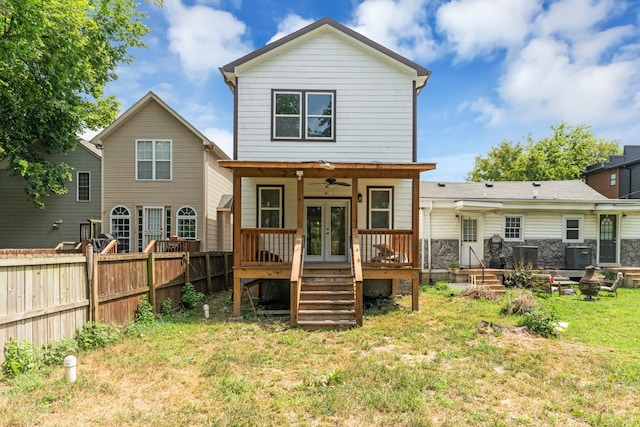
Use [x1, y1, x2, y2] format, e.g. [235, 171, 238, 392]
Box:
[350, 0, 439, 61]
[163, 1, 253, 79]
[532, 0, 616, 38]
[267, 15, 315, 44]
[459, 98, 506, 127]
[204, 127, 234, 158]
[436, 0, 540, 61]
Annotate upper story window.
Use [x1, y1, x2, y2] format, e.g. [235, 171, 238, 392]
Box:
[177, 206, 197, 239]
[136, 139, 172, 180]
[272, 90, 334, 141]
[369, 187, 393, 229]
[563, 215, 583, 242]
[258, 186, 283, 228]
[77, 171, 90, 202]
[609, 172, 616, 186]
[504, 216, 523, 241]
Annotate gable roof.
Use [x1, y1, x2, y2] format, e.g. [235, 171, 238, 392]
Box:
[91, 92, 230, 160]
[421, 180, 609, 201]
[584, 145, 640, 175]
[220, 17, 432, 92]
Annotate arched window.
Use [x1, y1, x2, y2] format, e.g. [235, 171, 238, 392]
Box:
[110, 206, 131, 252]
[177, 206, 197, 239]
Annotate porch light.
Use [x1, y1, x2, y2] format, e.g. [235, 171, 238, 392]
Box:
[357, 193, 362, 203]
[296, 170, 303, 181]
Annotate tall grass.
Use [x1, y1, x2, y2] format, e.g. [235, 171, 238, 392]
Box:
[1, 287, 639, 426]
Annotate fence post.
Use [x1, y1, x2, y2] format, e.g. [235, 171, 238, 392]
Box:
[184, 252, 190, 284]
[223, 252, 230, 291]
[147, 252, 156, 312]
[91, 248, 99, 322]
[205, 252, 212, 294]
[86, 244, 94, 321]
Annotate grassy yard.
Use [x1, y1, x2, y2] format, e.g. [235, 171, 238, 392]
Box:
[1, 285, 639, 426]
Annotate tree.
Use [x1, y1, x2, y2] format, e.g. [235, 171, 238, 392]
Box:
[466, 123, 622, 182]
[0, 0, 150, 208]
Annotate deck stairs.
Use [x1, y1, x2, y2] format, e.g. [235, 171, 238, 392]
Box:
[297, 265, 357, 331]
[466, 268, 506, 294]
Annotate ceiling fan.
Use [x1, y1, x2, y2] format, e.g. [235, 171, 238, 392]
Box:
[324, 178, 351, 187]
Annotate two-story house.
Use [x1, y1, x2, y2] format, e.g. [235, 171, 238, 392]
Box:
[0, 139, 102, 249]
[584, 145, 640, 199]
[92, 92, 233, 253]
[219, 17, 435, 328]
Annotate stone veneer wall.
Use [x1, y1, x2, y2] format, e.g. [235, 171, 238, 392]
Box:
[424, 239, 458, 270]
[495, 239, 597, 270]
[620, 240, 640, 266]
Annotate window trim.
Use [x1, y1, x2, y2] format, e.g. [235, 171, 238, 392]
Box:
[271, 89, 335, 141]
[563, 214, 584, 243]
[257, 185, 284, 228]
[135, 139, 172, 181]
[76, 171, 91, 202]
[176, 206, 198, 240]
[110, 205, 131, 253]
[367, 186, 394, 229]
[609, 172, 616, 187]
[504, 215, 523, 241]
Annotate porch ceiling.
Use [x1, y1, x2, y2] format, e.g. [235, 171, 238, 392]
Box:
[219, 160, 436, 179]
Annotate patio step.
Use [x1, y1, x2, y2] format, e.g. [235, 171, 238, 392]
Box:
[467, 269, 506, 294]
[297, 267, 356, 330]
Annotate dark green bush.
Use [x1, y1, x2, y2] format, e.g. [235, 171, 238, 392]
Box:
[40, 338, 78, 366]
[180, 282, 204, 310]
[75, 322, 121, 350]
[2, 338, 38, 378]
[134, 296, 155, 325]
[518, 308, 559, 338]
[504, 261, 533, 288]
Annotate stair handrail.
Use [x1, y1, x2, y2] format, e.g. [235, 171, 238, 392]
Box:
[351, 229, 363, 326]
[468, 246, 486, 285]
[289, 229, 305, 326]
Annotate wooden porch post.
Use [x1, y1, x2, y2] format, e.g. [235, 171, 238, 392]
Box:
[412, 173, 420, 311]
[233, 173, 242, 319]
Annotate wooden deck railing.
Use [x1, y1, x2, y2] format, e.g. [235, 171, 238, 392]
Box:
[240, 228, 297, 266]
[144, 239, 201, 254]
[358, 229, 413, 267]
[290, 230, 304, 326]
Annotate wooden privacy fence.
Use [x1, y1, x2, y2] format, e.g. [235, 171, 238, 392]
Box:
[0, 251, 232, 362]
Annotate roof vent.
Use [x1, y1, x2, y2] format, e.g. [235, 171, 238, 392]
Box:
[485, 182, 493, 187]
[532, 182, 541, 187]
[437, 183, 446, 187]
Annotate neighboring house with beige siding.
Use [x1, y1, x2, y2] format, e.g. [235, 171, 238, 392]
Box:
[420, 180, 640, 281]
[92, 92, 232, 252]
[0, 140, 102, 248]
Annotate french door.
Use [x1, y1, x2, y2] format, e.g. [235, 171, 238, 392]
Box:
[304, 200, 349, 262]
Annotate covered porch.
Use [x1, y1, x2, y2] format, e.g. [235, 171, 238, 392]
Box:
[220, 160, 435, 328]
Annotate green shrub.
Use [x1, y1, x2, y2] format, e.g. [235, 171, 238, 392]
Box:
[161, 298, 173, 316]
[40, 338, 78, 366]
[504, 261, 533, 288]
[2, 338, 38, 378]
[518, 308, 559, 338]
[180, 282, 205, 310]
[134, 296, 156, 325]
[75, 322, 121, 351]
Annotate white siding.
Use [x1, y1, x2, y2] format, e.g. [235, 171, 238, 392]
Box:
[622, 213, 640, 238]
[426, 210, 459, 240]
[236, 32, 415, 163]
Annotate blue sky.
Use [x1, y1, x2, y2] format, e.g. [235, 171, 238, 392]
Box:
[96, 0, 640, 182]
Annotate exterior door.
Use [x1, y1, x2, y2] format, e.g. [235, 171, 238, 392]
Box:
[305, 200, 349, 262]
[460, 214, 483, 268]
[143, 207, 164, 249]
[599, 214, 617, 263]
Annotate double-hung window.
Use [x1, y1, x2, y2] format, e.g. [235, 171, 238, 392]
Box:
[136, 139, 172, 180]
[504, 216, 522, 241]
[258, 186, 283, 228]
[77, 171, 90, 202]
[563, 215, 583, 242]
[369, 188, 393, 229]
[273, 90, 334, 140]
